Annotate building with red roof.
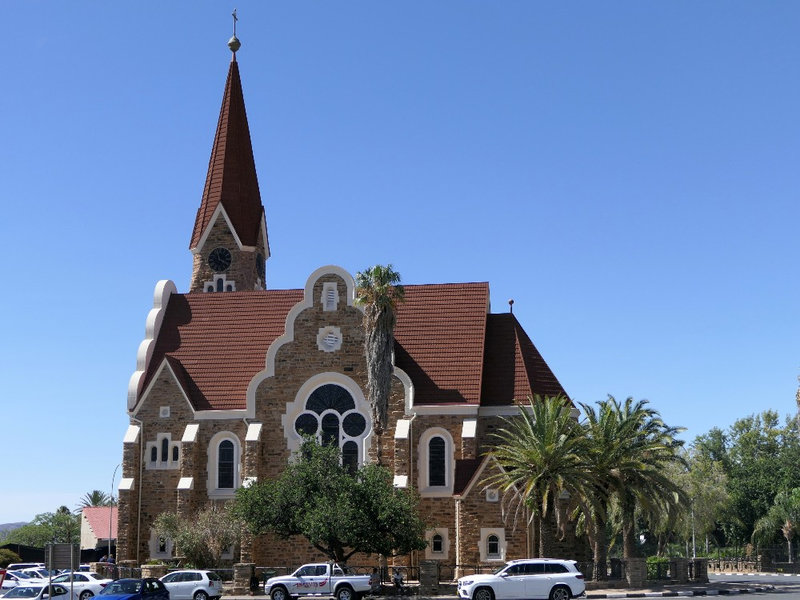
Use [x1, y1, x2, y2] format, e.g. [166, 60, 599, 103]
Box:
[117, 33, 585, 572]
[80, 507, 117, 552]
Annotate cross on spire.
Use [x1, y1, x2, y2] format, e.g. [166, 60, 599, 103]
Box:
[228, 8, 241, 55]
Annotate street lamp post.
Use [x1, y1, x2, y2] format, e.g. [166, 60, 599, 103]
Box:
[109, 464, 120, 559]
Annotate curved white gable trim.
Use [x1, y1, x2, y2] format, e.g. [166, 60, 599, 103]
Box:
[282, 371, 373, 460]
[131, 358, 195, 417]
[127, 280, 177, 410]
[245, 266, 359, 413]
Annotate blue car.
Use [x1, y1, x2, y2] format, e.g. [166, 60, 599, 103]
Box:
[97, 579, 169, 600]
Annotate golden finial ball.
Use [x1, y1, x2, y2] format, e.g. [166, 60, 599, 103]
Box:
[228, 35, 241, 53]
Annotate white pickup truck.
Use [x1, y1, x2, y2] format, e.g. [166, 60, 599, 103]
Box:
[265, 563, 373, 600]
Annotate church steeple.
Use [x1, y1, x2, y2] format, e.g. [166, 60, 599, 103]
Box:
[189, 27, 270, 293]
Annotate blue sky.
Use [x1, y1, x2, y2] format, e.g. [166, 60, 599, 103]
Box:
[1, 2, 798, 524]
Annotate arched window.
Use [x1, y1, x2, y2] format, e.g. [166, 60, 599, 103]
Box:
[150, 446, 157, 463]
[172, 445, 179, 462]
[428, 437, 446, 487]
[480, 528, 506, 562]
[218, 440, 234, 488]
[342, 441, 358, 473]
[161, 438, 169, 462]
[487, 534, 499, 558]
[432, 534, 443, 553]
[207, 432, 240, 497]
[418, 428, 454, 495]
[292, 383, 369, 467]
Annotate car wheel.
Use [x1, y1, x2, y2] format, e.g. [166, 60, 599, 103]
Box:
[549, 585, 571, 600]
[336, 585, 354, 600]
[80, 592, 94, 600]
[194, 591, 209, 600]
[473, 587, 494, 600]
[271, 587, 289, 600]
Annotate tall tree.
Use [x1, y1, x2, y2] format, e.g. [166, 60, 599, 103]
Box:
[486, 395, 594, 557]
[355, 264, 404, 466]
[232, 438, 426, 562]
[75, 490, 114, 513]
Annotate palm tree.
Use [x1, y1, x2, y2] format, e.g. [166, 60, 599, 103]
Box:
[75, 490, 114, 513]
[752, 488, 800, 563]
[602, 397, 686, 559]
[355, 264, 404, 466]
[485, 395, 594, 556]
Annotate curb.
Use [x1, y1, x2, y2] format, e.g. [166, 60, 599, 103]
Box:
[586, 586, 775, 598]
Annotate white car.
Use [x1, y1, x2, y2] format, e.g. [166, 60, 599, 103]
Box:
[2, 572, 47, 594]
[2, 584, 71, 600]
[50, 572, 112, 600]
[457, 558, 585, 600]
[160, 570, 223, 600]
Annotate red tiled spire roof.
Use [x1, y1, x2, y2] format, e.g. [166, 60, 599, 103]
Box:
[190, 57, 266, 250]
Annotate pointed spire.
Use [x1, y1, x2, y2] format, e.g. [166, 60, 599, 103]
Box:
[190, 39, 266, 252]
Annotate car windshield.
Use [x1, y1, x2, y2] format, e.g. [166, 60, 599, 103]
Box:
[13, 572, 36, 580]
[492, 564, 510, 575]
[5, 587, 43, 598]
[101, 581, 142, 595]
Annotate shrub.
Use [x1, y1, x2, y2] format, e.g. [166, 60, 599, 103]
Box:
[0, 548, 22, 568]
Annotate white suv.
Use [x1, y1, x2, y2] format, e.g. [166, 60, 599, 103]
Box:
[457, 558, 585, 600]
[160, 570, 223, 600]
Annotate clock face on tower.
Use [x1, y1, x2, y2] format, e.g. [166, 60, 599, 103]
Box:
[208, 247, 232, 272]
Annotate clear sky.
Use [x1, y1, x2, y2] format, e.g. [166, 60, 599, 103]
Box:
[1, 2, 798, 524]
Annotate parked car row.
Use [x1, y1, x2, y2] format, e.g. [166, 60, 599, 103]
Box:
[0, 570, 222, 600]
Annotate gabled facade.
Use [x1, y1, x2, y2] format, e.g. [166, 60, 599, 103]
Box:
[118, 39, 586, 571]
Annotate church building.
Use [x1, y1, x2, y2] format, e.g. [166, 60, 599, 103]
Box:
[117, 35, 585, 572]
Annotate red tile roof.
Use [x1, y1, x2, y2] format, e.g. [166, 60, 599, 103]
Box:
[190, 58, 265, 250]
[394, 283, 489, 405]
[142, 290, 303, 410]
[82, 507, 117, 540]
[480, 313, 567, 405]
[137, 283, 564, 412]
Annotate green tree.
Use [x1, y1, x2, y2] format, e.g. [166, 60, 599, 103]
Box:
[75, 490, 114, 513]
[752, 487, 800, 563]
[232, 439, 426, 562]
[722, 411, 800, 545]
[355, 264, 404, 466]
[485, 395, 594, 557]
[153, 504, 241, 568]
[5, 506, 80, 547]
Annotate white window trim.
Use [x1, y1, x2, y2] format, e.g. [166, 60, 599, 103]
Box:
[425, 527, 450, 560]
[145, 433, 180, 470]
[417, 427, 454, 496]
[479, 528, 506, 562]
[207, 431, 241, 498]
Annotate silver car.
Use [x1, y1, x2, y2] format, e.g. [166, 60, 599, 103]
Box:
[160, 570, 223, 600]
